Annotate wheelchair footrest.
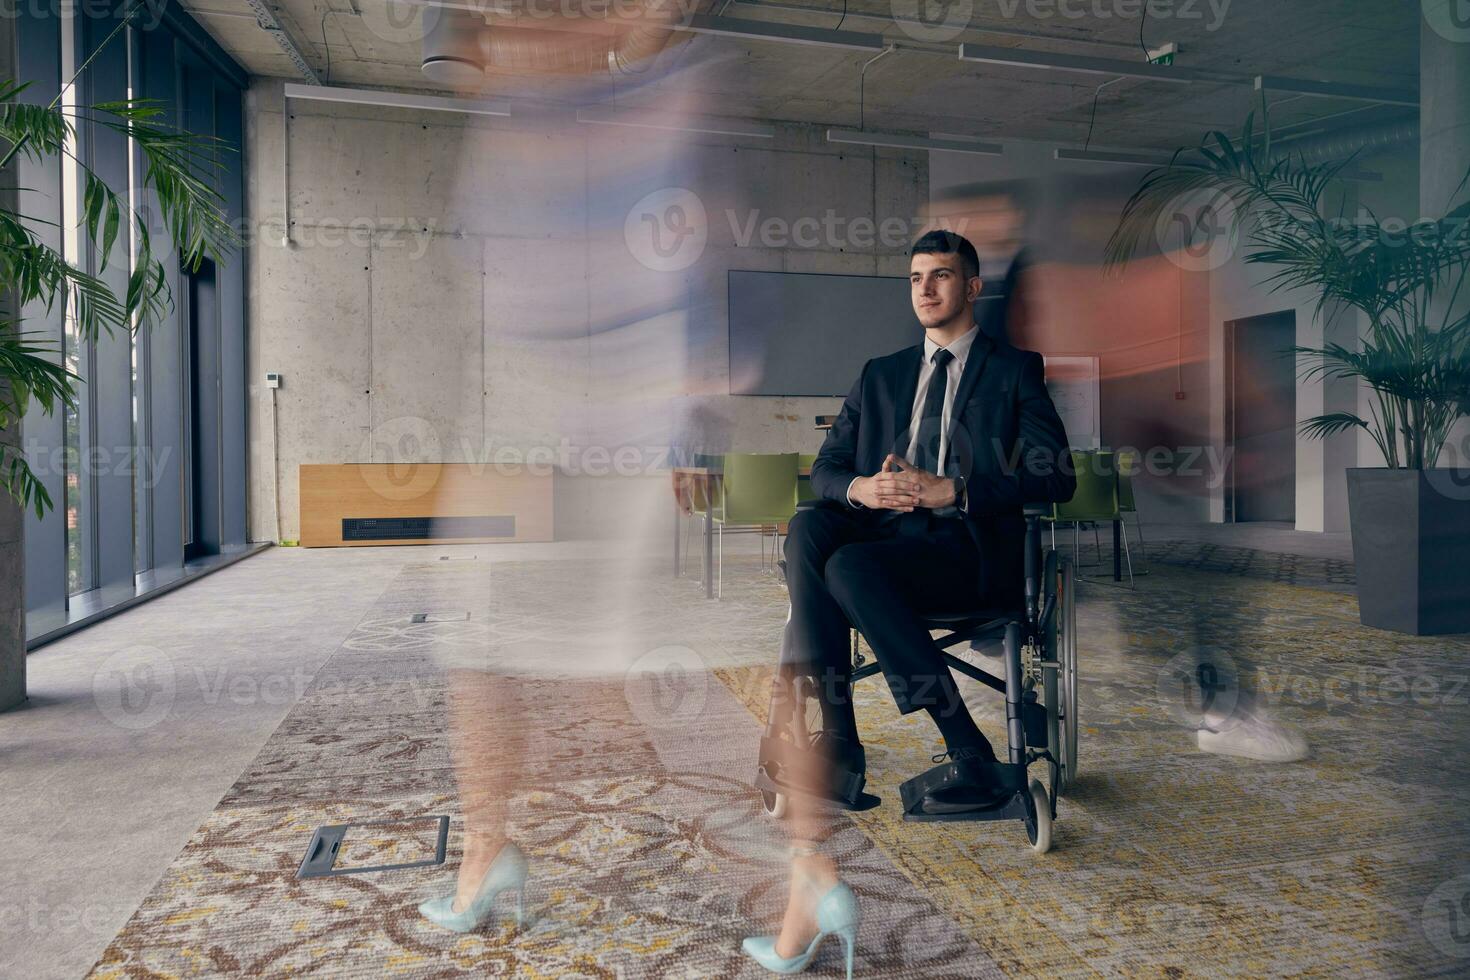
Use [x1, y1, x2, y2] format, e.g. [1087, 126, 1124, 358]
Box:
[755, 735, 881, 812]
[898, 759, 1029, 823]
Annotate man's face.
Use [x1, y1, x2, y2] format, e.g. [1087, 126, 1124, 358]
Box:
[910, 251, 980, 329]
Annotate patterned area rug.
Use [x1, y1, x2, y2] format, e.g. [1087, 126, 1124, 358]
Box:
[86, 557, 990, 978]
[1124, 539, 1356, 593]
[87, 552, 1470, 978]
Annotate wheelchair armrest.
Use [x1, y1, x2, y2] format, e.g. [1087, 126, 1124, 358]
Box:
[1023, 503, 1051, 518]
[795, 498, 846, 512]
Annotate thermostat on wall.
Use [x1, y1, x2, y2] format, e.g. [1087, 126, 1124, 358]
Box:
[266, 372, 282, 389]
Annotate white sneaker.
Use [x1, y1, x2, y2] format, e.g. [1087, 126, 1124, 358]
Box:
[964, 642, 1007, 681]
[1197, 707, 1308, 763]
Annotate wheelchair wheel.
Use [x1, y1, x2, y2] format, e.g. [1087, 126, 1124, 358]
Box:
[1059, 555, 1078, 789]
[761, 788, 788, 818]
[1025, 778, 1052, 853]
[1042, 553, 1079, 795]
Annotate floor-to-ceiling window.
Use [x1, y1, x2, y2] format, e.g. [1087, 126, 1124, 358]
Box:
[17, 0, 252, 644]
[56, 4, 90, 598]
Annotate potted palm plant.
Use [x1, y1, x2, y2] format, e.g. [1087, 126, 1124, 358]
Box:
[1104, 107, 1470, 635]
[1, 8, 239, 710]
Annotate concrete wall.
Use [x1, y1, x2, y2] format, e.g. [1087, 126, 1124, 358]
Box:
[244, 79, 927, 543]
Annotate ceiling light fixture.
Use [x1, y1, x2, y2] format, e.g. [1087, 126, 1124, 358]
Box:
[957, 42, 1231, 84]
[1254, 75, 1418, 108]
[1054, 147, 1382, 182]
[1053, 147, 1173, 167]
[679, 15, 885, 52]
[826, 128, 1004, 155]
[958, 45, 1420, 109]
[575, 106, 775, 139]
[282, 83, 511, 117]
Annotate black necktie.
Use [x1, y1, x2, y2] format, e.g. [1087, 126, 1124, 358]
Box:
[913, 348, 954, 475]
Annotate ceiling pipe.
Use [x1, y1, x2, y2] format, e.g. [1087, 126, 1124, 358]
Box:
[422, 6, 488, 87]
[1270, 119, 1418, 166]
[243, 0, 321, 84]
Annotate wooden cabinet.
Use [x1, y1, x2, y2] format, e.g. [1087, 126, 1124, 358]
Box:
[299, 464, 553, 547]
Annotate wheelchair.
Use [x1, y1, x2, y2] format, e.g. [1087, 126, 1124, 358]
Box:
[754, 503, 1079, 854]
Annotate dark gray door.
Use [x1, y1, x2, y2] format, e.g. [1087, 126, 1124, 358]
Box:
[1231, 312, 1297, 523]
[184, 258, 220, 559]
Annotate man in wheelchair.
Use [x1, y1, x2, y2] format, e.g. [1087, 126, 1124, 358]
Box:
[774, 230, 1075, 817]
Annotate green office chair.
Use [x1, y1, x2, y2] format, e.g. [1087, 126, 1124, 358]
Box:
[680, 466, 713, 574]
[797, 453, 818, 504]
[1116, 448, 1149, 574]
[1043, 450, 1134, 588]
[714, 453, 799, 598]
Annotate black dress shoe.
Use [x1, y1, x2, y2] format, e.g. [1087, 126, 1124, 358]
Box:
[810, 730, 866, 778]
[921, 750, 1011, 814]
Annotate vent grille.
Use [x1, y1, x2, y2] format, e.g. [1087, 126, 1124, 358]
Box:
[342, 516, 516, 541]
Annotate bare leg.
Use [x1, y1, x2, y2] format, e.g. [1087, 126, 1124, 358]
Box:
[446, 668, 521, 911]
[774, 688, 840, 957]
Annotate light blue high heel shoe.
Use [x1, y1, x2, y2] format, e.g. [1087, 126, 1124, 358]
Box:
[742, 877, 860, 980]
[418, 841, 528, 933]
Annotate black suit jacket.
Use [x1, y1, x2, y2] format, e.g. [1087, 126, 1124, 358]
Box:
[810, 333, 1077, 603]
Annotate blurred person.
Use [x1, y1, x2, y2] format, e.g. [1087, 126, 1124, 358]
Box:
[418, 670, 530, 931]
[742, 231, 1074, 976]
[976, 247, 1303, 762]
[1190, 633, 1309, 762]
[976, 246, 1034, 348]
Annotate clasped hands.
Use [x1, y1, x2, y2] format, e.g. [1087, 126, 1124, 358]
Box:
[851, 454, 956, 512]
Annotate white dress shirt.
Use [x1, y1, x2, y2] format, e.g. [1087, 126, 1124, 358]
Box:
[847, 325, 979, 512]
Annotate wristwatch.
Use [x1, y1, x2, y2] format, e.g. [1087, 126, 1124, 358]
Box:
[952, 475, 967, 506]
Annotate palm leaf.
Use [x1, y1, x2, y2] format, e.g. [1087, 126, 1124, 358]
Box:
[1300, 412, 1368, 439]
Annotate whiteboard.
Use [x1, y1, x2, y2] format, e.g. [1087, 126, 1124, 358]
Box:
[1042, 355, 1100, 450]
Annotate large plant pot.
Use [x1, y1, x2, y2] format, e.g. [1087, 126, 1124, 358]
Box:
[1346, 468, 1470, 635]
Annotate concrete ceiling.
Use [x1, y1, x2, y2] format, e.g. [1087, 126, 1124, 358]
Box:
[183, 0, 1420, 150]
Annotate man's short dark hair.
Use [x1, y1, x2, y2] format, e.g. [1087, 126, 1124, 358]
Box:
[910, 230, 980, 281]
